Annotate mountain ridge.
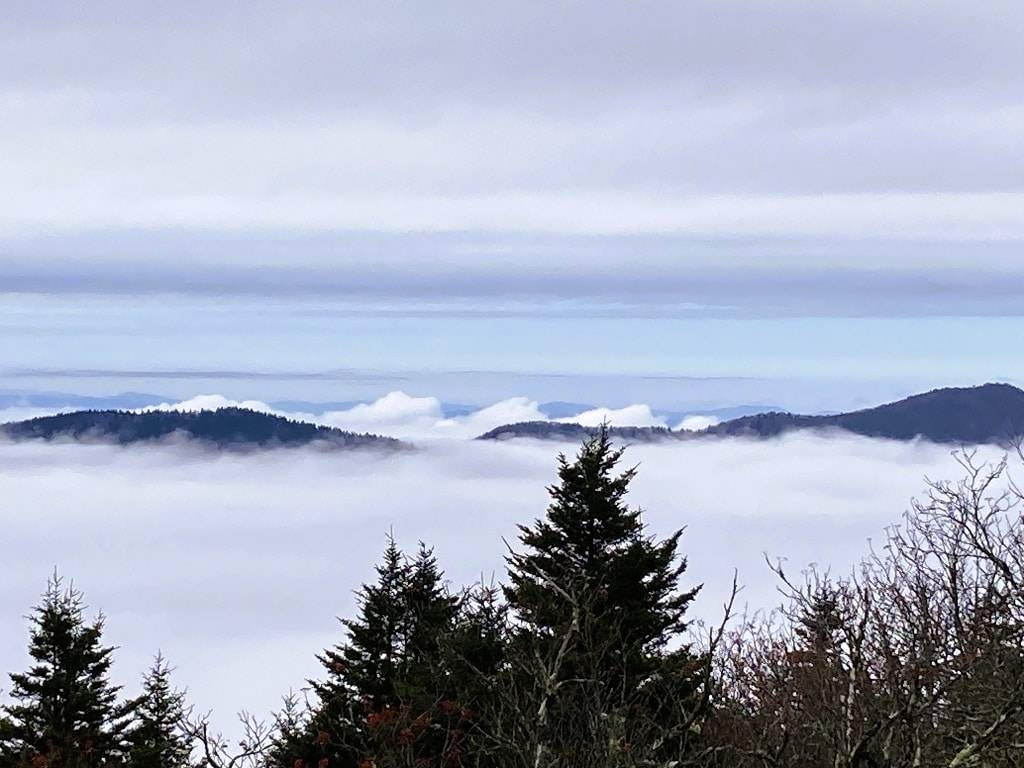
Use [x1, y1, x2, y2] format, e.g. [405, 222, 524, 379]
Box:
[0, 407, 405, 451]
[479, 383, 1024, 445]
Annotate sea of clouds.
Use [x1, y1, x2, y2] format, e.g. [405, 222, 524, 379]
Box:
[0, 425, 1008, 735]
[141, 391, 702, 437]
[0, 390, 721, 439]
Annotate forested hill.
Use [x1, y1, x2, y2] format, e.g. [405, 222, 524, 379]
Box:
[706, 383, 1024, 443]
[477, 421, 678, 442]
[479, 383, 1024, 445]
[0, 407, 404, 450]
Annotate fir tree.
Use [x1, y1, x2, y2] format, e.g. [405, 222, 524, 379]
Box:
[505, 425, 699, 679]
[317, 534, 409, 711]
[446, 582, 509, 699]
[264, 692, 314, 768]
[1, 574, 134, 768]
[503, 427, 702, 762]
[285, 536, 412, 768]
[398, 543, 460, 696]
[277, 537, 463, 768]
[125, 654, 191, 768]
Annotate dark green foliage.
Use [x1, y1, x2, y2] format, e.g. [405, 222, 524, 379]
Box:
[265, 693, 315, 768]
[503, 426, 702, 764]
[269, 537, 464, 768]
[0, 408, 403, 450]
[505, 425, 698, 675]
[125, 654, 191, 768]
[0, 575, 134, 768]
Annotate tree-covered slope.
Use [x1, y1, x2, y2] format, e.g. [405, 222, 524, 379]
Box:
[706, 383, 1024, 443]
[0, 407, 404, 450]
[479, 384, 1024, 445]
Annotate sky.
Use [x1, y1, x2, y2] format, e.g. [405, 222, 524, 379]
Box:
[2, 2, 1023, 403]
[0, 3, 1021, 409]
[1, 1, 1022, 313]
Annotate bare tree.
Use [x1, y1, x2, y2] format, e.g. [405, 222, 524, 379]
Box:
[708, 451, 1024, 768]
[463, 552, 737, 768]
[179, 708, 273, 768]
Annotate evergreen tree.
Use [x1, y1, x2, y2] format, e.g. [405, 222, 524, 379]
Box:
[125, 654, 190, 768]
[503, 427, 702, 762]
[271, 537, 464, 768]
[317, 534, 409, 711]
[264, 692, 314, 768]
[505, 425, 699, 680]
[446, 582, 509, 701]
[398, 543, 460, 697]
[1, 574, 133, 768]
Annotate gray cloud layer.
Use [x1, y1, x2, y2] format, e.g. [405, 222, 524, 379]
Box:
[1, 1, 1021, 305]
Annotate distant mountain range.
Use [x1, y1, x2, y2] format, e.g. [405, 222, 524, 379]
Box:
[0, 391, 169, 411]
[0, 391, 494, 421]
[6, 384, 1024, 449]
[0, 408, 404, 450]
[479, 384, 1024, 446]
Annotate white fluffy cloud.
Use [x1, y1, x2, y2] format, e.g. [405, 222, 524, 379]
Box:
[146, 394, 281, 415]
[0, 407, 61, 426]
[676, 415, 721, 432]
[138, 391, 654, 438]
[434, 396, 547, 438]
[317, 392, 547, 439]
[319, 391, 443, 435]
[561, 404, 666, 428]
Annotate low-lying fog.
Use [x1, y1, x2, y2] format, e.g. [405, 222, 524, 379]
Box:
[0, 432, 1004, 734]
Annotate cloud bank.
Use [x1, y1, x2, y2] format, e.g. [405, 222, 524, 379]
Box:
[141, 391, 550, 440]
[137, 391, 713, 438]
[0, 432, 1002, 736]
[1, 2, 1022, 311]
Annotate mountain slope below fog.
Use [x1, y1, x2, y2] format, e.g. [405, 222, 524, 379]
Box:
[0, 408, 405, 450]
[479, 384, 1024, 445]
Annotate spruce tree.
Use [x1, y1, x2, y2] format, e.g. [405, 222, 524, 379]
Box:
[264, 693, 314, 768]
[285, 535, 411, 768]
[399, 543, 460, 696]
[505, 426, 698, 679]
[278, 537, 462, 768]
[316, 534, 409, 711]
[504, 427, 702, 761]
[1, 574, 133, 768]
[125, 654, 190, 768]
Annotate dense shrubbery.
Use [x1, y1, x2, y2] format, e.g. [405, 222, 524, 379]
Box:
[3, 429, 1023, 767]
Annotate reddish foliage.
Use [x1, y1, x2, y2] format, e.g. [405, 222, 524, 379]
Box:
[439, 699, 459, 715]
[395, 727, 416, 746]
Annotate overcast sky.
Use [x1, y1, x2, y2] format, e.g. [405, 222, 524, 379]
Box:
[1, 1, 1022, 311]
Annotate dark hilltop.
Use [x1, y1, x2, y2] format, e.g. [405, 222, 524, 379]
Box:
[0, 407, 405, 451]
[478, 383, 1024, 446]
